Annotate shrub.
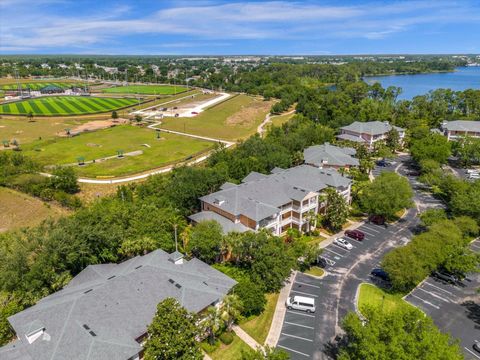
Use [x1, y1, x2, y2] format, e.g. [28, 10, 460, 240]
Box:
[200, 340, 220, 354]
[219, 331, 234, 345]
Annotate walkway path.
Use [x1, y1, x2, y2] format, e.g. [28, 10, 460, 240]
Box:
[257, 110, 296, 136]
[232, 325, 262, 351]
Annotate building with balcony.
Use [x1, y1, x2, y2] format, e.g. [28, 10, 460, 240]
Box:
[189, 165, 351, 235]
[304, 143, 359, 170]
[0, 250, 236, 360]
[441, 120, 480, 141]
[337, 121, 405, 149]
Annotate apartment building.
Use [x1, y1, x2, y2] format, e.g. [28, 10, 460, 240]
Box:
[337, 121, 405, 149]
[441, 120, 480, 141]
[304, 143, 359, 170]
[189, 165, 352, 235]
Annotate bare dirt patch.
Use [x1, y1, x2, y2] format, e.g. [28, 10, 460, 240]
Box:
[58, 118, 129, 136]
[226, 98, 274, 126]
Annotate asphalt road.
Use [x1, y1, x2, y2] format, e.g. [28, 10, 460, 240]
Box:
[277, 155, 449, 360]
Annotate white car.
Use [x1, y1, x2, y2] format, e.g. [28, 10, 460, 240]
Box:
[334, 237, 353, 250]
[466, 169, 479, 174]
[468, 173, 480, 180]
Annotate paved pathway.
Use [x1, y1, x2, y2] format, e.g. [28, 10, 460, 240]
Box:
[232, 325, 262, 351]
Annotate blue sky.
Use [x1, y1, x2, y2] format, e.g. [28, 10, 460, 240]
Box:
[1, 0, 479, 55]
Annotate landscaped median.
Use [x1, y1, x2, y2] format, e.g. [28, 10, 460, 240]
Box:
[357, 283, 419, 314]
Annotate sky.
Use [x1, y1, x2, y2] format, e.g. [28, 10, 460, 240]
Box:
[0, 0, 479, 55]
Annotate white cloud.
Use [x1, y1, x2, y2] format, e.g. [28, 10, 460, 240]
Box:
[0, 0, 479, 52]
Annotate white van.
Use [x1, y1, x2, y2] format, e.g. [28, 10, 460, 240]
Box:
[286, 295, 316, 313]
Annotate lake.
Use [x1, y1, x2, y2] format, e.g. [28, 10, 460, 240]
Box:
[364, 66, 480, 100]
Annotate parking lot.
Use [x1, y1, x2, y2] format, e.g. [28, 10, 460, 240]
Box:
[405, 238, 480, 360]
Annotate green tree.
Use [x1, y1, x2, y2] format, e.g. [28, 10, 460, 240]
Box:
[235, 279, 267, 316]
[359, 172, 413, 220]
[202, 306, 222, 345]
[410, 133, 451, 165]
[49, 167, 79, 194]
[419, 208, 447, 227]
[338, 306, 463, 360]
[0, 292, 24, 346]
[385, 128, 400, 151]
[188, 220, 223, 264]
[144, 298, 202, 360]
[241, 346, 290, 360]
[111, 110, 118, 119]
[118, 236, 159, 258]
[323, 188, 349, 231]
[454, 136, 480, 166]
[220, 294, 243, 331]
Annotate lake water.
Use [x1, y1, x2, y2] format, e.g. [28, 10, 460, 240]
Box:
[364, 66, 480, 100]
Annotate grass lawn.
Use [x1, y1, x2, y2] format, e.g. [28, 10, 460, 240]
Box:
[269, 111, 295, 128]
[0, 117, 90, 145]
[206, 334, 253, 360]
[0, 96, 138, 116]
[240, 292, 279, 345]
[22, 125, 213, 177]
[358, 283, 418, 314]
[160, 95, 274, 141]
[0, 82, 84, 90]
[102, 84, 188, 95]
[0, 187, 68, 232]
[304, 266, 325, 277]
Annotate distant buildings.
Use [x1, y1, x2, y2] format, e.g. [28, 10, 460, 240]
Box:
[337, 121, 405, 149]
[190, 165, 352, 235]
[0, 250, 235, 360]
[441, 120, 480, 141]
[304, 143, 359, 170]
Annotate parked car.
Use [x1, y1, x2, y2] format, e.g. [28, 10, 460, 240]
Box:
[191, 111, 199, 115]
[173, 106, 178, 109]
[334, 237, 353, 250]
[371, 268, 390, 282]
[286, 295, 316, 313]
[432, 270, 458, 284]
[174, 113, 179, 117]
[473, 341, 480, 353]
[345, 229, 365, 241]
[369, 215, 386, 225]
[376, 159, 394, 167]
[468, 173, 480, 180]
[466, 169, 479, 174]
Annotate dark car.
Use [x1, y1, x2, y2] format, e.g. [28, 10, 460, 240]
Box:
[371, 268, 390, 282]
[369, 215, 386, 225]
[345, 229, 365, 241]
[376, 159, 393, 167]
[432, 271, 458, 284]
[473, 342, 480, 353]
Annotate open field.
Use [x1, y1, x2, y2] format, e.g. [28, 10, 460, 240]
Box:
[22, 125, 213, 177]
[0, 96, 139, 116]
[1, 82, 84, 90]
[270, 111, 295, 128]
[0, 187, 68, 232]
[358, 283, 418, 314]
[102, 84, 188, 95]
[159, 95, 274, 140]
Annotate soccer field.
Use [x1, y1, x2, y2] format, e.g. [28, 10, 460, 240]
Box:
[0, 82, 84, 90]
[0, 96, 139, 116]
[102, 85, 188, 95]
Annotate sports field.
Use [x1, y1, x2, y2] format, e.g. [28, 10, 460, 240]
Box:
[102, 84, 187, 95]
[159, 94, 274, 140]
[0, 96, 138, 116]
[22, 125, 213, 177]
[1, 82, 84, 90]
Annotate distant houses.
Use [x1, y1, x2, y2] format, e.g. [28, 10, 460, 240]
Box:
[441, 120, 480, 141]
[189, 165, 352, 235]
[337, 121, 405, 149]
[304, 143, 359, 170]
[0, 250, 236, 360]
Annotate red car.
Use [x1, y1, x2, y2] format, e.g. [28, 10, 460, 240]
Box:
[345, 229, 365, 241]
[369, 215, 386, 226]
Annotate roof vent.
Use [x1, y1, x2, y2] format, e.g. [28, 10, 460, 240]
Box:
[89, 331, 97, 337]
[25, 327, 45, 344]
[84, 289, 93, 294]
[107, 275, 116, 280]
[168, 278, 174, 284]
[83, 324, 90, 330]
[175, 283, 182, 289]
[134, 265, 143, 269]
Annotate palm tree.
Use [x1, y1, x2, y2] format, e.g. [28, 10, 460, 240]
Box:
[202, 306, 221, 344]
[220, 295, 243, 332]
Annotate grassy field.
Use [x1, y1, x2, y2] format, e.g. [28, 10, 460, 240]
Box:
[240, 293, 279, 345]
[358, 283, 418, 314]
[22, 125, 213, 177]
[0, 96, 138, 116]
[1, 82, 84, 90]
[102, 84, 188, 95]
[0, 187, 68, 232]
[206, 334, 253, 360]
[270, 111, 295, 128]
[159, 95, 273, 141]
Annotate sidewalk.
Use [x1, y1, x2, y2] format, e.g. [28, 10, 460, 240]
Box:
[265, 270, 297, 347]
[232, 325, 261, 350]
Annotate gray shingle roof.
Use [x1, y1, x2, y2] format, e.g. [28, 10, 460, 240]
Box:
[304, 143, 359, 167]
[442, 120, 480, 132]
[188, 211, 250, 234]
[1, 250, 236, 360]
[199, 165, 351, 222]
[340, 121, 404, 135]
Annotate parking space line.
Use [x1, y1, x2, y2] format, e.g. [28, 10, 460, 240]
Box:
[281, 333, 313, 342]
[333, 243, 352, 251]
[291, 290, 318, 297]
[277, 345, 310, 357]
[408, 294, 440, 309]
[295, 281, 320, 289]
[417, 287, 451, 303]
[323, 248, 344, 257]
[359, 229, 376, 236]
[423, 281, 454, 295]
[284, 321, 315, 329]
[464, 347, 480, 359]
[361, 225, 381, 233]
[286, 310, 315, 318]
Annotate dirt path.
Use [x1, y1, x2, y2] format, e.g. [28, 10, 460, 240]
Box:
[257, 109, 296, 136]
